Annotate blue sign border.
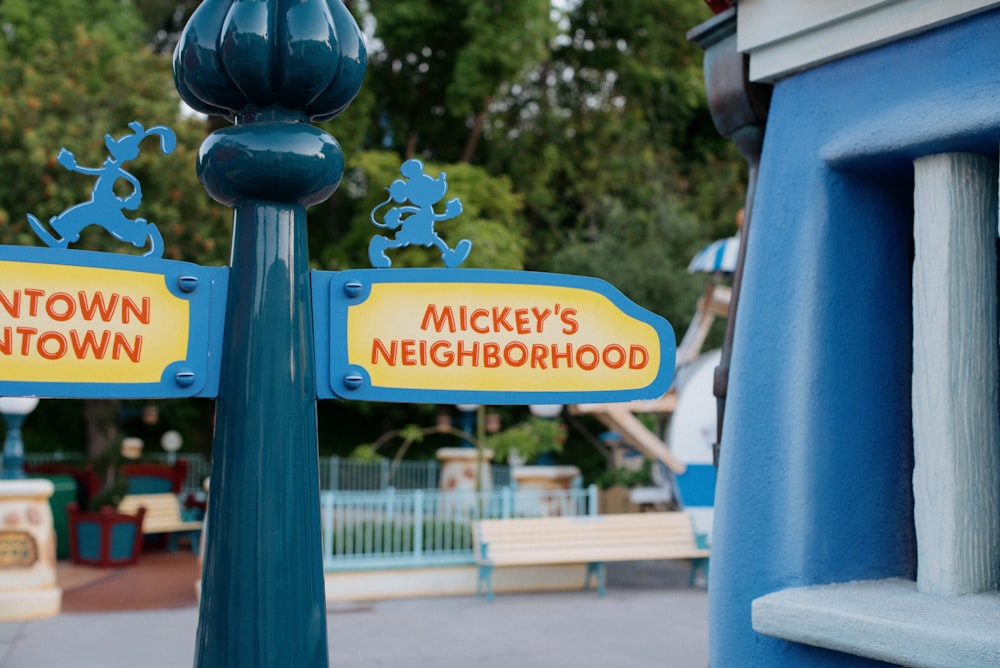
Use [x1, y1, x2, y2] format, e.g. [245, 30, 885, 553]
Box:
[312, 268, 676, 404]
[0, 245, 228, 399]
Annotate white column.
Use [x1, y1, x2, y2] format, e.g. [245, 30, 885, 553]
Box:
[912, 152, 1000, 595]
[0, 480, 62, 620]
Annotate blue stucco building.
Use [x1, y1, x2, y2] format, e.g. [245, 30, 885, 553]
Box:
[696, 3, 1000, 666]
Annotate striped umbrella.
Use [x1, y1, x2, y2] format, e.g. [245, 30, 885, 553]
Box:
[687, 234, 740, 274]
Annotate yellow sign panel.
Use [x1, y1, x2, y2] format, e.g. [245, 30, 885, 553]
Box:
[349, 282, 659, 393]
[0, 260, 189, 385]
[321, 268, 677, 404]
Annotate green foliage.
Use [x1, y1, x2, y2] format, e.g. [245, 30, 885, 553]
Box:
[0, 0, 145, 60]
[448, 0, 553, 117]
[397, 424, 426, 444]
[1, 0, 749, 473]
[549, 193, 708, 330]
[467, 0, 743, 331]
[85, 441, 131, 509]
[595, 461, 654, 490]
[0, 0, 230, 264]
[486, 416, 566, 464]
[365, 0, 552, 162]
[311, 150, 525, 270]
[348, 444, 384, 462]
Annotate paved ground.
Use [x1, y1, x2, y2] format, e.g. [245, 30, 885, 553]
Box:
[0, 560, 707, 667]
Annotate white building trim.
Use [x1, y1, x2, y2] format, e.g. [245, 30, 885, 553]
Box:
[738, 0, 1000, 83]
[912, 152, 1000, 596]
[753, 579, 1000, 668]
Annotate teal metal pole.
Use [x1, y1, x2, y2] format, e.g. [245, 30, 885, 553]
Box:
[173, 2, 366, 666]
[199, 200, 325, 665]
[1, 413, 27, 480]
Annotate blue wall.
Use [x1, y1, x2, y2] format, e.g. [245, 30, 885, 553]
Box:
[710, 9, 1000, 665]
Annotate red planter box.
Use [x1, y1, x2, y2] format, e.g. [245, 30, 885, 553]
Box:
[67, 503, 146, 568]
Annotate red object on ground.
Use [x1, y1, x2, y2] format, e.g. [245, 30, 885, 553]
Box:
[120, 461, 188, 494]
[24, 462, 103, 504]
[67, 503, 146, 568]
[704, 0, 735, 14]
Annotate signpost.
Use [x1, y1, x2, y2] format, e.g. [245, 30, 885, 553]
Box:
[0, 246, 227, 399]
[0, 0, 678, 664]
[314, 268, 675, 404]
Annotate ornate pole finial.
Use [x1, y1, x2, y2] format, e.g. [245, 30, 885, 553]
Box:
[175, 0, 366, 123]
[173, 3, 366, 667]
[174, 0, 366, 205]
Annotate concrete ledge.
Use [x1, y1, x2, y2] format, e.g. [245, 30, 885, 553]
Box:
[752, 578, 1000, 668]
[0, 587, 62, 621]
[325, 564, 587, 603]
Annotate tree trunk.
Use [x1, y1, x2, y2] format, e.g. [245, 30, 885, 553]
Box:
[83, 399, 120, 458]
[461, 97, 493, 163]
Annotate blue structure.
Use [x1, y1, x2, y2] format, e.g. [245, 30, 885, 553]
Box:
[27, 122, 176, 257]
[173, 2, 365, 666]
[693, 5, 1000, 666]
[368, 158, 471, 268]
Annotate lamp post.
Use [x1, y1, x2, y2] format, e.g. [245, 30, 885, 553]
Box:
[529, 404, 564, 466]
[160, 430, 183, 466]
[529, 404, 563, 419]
[0, 397, 40, 480]
[455, 404, 480, 448]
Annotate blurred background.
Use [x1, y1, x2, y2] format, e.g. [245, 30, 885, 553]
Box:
[0, 0, 741, 486]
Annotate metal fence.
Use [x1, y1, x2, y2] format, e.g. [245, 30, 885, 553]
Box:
[26, 451, 588, 570]
[24, 451, 212, 495]
[320, 485, 599, 570]
[319, 455, 512, 491]
[25, 453, 512, 495]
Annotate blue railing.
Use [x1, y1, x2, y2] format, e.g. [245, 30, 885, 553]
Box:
[320, 455, 512, 491]
[320, 485, 599, 570]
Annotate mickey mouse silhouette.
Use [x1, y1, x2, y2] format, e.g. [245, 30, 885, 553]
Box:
[27, 121, 176, 258]
[368, 159, 472, 268]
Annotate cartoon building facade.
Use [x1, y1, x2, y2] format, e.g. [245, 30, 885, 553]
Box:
[696, 2, 1000, 666]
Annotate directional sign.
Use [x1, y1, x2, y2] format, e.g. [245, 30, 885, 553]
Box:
[313, 268, 675, 404]
[0, 246, 228, 398]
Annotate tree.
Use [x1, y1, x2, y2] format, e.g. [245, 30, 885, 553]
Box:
[310, 0, 747, 462]
[0, 0, 749, 468]
[364, 0, 552, 162]
[477, 0, 743, 329]
[310, 150, 527, 271]
[0, 0, 229, 265]
[0, 0, 230, 457]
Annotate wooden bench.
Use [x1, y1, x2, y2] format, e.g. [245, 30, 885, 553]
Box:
[118, 493, 203, 553]
[472, 512, 709, 601]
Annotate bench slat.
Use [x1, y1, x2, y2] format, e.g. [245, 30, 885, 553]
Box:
[118, 493, 203, 535]
[472, 511, 709, 599]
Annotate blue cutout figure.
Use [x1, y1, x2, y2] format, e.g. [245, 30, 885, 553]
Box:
[27, 121, 176, 258]
[368, 159, 472, 268]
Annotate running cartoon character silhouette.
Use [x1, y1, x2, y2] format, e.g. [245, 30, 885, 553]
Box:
[27, 121, 176, 258]
[368, 159, 472, 268]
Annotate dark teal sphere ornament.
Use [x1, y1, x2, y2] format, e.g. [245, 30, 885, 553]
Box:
[197, 123, 346, 207]
[172, 3, 366, 667]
